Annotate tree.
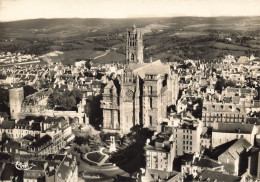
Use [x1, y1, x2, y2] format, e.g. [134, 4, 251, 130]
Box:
[88, 95, 102, 129]
[96, 72, 104, 80]
[215, 77, 226, 93]
[226, 80, 236, 87]
[0, 112, 9, 121]
[85, 59, 92, 70]
[47, 90, 62, 108]
[0, 88, 10, 114]
[23, 85, 37, 98]
[70, 89, 82, 104]
[74, 136, 87, 146]
[47, 89, 82, 111]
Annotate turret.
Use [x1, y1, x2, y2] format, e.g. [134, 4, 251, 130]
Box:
[9, 87, 24, 120]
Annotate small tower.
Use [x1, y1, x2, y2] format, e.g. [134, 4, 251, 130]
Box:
[9, 87, 24, 120]
[126, 24, 144, 64]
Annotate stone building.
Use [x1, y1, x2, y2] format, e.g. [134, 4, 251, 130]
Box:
[212, 122, 257, 148]
[144, 132, 175, 172]
[101, 25, 179, 133]
[172, 119, 203, 156]
[217, 138, 252, 175]
[9, 87, 24, 120]
[248, 147, 260, 179]
[202, 101, 247, 127]
[126, 23, 143, 64]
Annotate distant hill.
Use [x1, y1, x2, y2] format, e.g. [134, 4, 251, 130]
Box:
[1, 16, 260, 29]
[0, 16, 260, 65]
[0, 18, 164, 29]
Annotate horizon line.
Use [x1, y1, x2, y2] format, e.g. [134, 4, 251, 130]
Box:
[1, 15, 260, 23]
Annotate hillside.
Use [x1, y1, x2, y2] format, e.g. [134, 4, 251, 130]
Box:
[0, 17, 260, 64]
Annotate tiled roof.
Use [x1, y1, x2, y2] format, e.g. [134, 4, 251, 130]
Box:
[146, 169, 180, 181]
[104, 80, 116, 90]
[57, 163, 71, 180]
[27, 160, 45, 171]
[214, 139, 252, 160]
[213, 123, 254, 134]
[144, 144, 170, 153]
[3, 140, 21, 149]
[0, 120, 15, 129]
[193, 158, 222, 168]
[203, 103, 245, 113]
[44, 117, 65, 124]
[131, 60, 170, 79]
[254, 101, 260, 108]
[225, 138, 251, 159]
[31, 134, 52, 148]
[45, 154, 65, 162]
[85, 77, 93, 82]
[198, 170, 241, 181]
[246, 117, 260, 125]
[238, 56, 249, 63]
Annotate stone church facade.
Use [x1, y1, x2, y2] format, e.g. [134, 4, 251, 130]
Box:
[101, 25, 179, 133]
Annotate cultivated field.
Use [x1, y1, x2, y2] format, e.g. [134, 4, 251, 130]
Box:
[0, 17, 260, 65]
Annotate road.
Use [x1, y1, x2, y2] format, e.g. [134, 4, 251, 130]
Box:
[93, 50, 110, 60]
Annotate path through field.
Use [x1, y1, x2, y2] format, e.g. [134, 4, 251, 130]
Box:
[93, 50, 110, 59]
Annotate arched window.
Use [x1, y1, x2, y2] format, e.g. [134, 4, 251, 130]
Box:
[131, 53, 135, 62]
[150, 97, 152, 108]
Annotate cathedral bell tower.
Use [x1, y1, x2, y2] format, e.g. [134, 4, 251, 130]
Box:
[126, 23, 144, 64]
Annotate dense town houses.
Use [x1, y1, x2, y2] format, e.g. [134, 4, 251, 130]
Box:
[0, 154, 78, 181]
[0, 116, 73, 156]
[0, 24, 260, 182]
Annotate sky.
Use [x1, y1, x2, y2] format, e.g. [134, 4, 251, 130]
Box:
[0, 0, 260, 22]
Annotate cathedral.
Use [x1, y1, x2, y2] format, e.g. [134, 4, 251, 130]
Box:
[101, 25, 179, 133]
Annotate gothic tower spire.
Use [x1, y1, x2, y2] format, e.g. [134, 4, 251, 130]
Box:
[126, 24, 144, 64]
